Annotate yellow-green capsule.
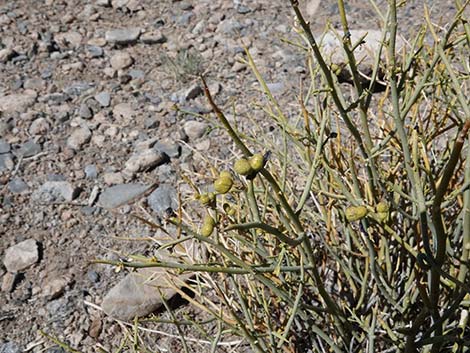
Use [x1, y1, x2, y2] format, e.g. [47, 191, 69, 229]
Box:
[214, 176, 233, 194]
[345, 206, 368, 222]
[201, 215, 215, 236]
[234, 158, 253, 176]
[249, 154, 264, 172]
[376, 201, 389, 213]
[219, 170, 232, 179]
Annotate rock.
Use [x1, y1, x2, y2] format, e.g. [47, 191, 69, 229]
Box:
[232, 61, 246, 72]
[98, 183, 150, 208]
[29, 117, 50, 135]
[0, 342, 21, 353]
[14, 140, 42, 158]
[140, 31, 166, 44]
[96, 0, 111, 6]
[79, 103, 93, 119]
[0, 138, 10, 153]
[184, 84, 203, 100]
[154, 140, 181, 159]
[0, 154, 14, 172]
[42, 276, 69, 300]
[183, 120, 208, 140]
[124, 148, 168, 174]
[86, 45, 104, 57]
[103, 172, 124, 185]
[87, 270, 100, 283]
[8, 178, 28, 193]
[217, 18, 243, 34]
[0, 91, 37, 113]
[1, 272, 18, 292]
[102, 264, 191, 320]
[105, 28, 141, 45]
[67, 127, 92, 150]
[113, 102, 134, 120]
[237, 5, 251, 14]
[318, 29, 405, 81]
[89, 318, 102, 338]
[3, 239, 39, 273]
[84, 164, 98, 179]
[32, 181, 80, 203]
[110, 51, 134, 70]
[0, 48, 17, 63]
[147, 184, 178, 215]
[305, 0, 320, 17]
[94, 92, 111, 107]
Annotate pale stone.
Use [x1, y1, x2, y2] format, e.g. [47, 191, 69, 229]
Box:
[3, 239, 39, 273]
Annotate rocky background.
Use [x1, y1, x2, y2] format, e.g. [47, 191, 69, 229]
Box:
[0, 0, 462, 352]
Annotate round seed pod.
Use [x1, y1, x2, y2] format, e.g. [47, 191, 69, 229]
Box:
[249, 154, 264, 172]
[201, 215, 215, 236]
[234, 158, 253, 176]
[214, 176, 233, 194]
[345, 206, 368, 222]
[219, 171, 232, 179]
[376, 202, 389, 213]
[199, 192, 215, 206]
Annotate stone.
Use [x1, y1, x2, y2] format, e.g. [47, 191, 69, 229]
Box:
[0, 342, 21, 353]
[8, 178, 28, 193]
[232, 61, 246, 72]
[140, 31, 166, 44]
[147, 184, 178, 215]
[0, 48, 17, 63]
[29, 117, 50, 135]
[14, 140, 42, 158]
[79, 103, 93, 119]
[97, 0, 111, 6]
[110, 51, 134, 70]
[0, 91, 37, 113]
[305, 0, 320, 17]
[1, 272, 18, 292]
[318, 29, 405, 81]
[184, 84, 203, 100]
[84, 164, 98, 179]
[0, 138, 10, 153]
[183, 120, 207, 140]
[154, 140, 181, 159]
[0, 154, 14, 172]
[105, 28, 141, 45]
[94, 92, 111, 107]
[103, 172, 124, 185]
[67, 127, 92, 150]
[32, 181, 80, 203]
[124, 148, 168, 174]
[98, 183, 150, 209]
[3, 239, 39, 273]
[42, 276, 68, 300]
[102, 264, 190, 320]
[86, 45, 104, 57]
[113, 102, 134, 120]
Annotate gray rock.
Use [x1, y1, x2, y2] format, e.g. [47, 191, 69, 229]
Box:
[105, 28, 141, 45]
[32, 181, 80, 203]
[42, 276, 68, 300]
[0, 341, 21, 353]
[124, 148, 168, 174]
[86, 45, 104, 58]
[87, 270, 100, 283]
[183, 120, 208, 140]
[103, 172, 124, 185]
[0, 154, 14, 172]
[1, 272, 18, 293]
[98, 183, 150, 209]
[0, 138, 10, 154]
[0, 48, 17, 63]
[110, 51, 134, 70]
[3, 239, 39, 273]
[102, 265, 191, 320]
[15, 140, 42, 158]
[0, 91, 37, 113]
[128, 69, 145, 79]
[96, 0, 111, 6]
[79, 103, 93, 119]
[184, 84, 203, 100]
[155, 141, 180, 159]
[94, 92, 111, 107]
[237, 5, 251, 14]
[29, 117, 50, 135]
[8, 178, 28, 193]
[217, 19, 243, 34]
[63, 82, 93, 96]
[67, 127, 92, 150]
[147, 184, 178, 215]
[84, 164, 98, 179]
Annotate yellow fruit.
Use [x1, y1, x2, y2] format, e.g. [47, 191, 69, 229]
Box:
[234, 158, 253, 175]
[199, 192, 215, 206]
[219, 171, 232, 179]
[249, 154, 264, 172]
[345, 206, 368, 222]
[214, 176, 233, 194]
[376, 201, 389, 213]
[201, 215, 215, 236]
